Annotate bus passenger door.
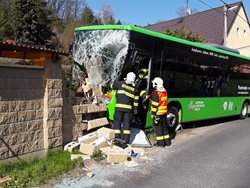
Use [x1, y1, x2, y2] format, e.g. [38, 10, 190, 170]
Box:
[132, 53, 153, 129]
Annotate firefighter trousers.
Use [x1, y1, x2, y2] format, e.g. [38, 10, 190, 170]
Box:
[114, 111, 132, 143]
[153, 115, 171, 146]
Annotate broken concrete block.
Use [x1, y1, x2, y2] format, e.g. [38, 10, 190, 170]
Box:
[100, 145, 124, 155]
[87, 104, 107, 113]
[71, 154, 88, 161]
[80, 143, 99, 156]
[107, 150, 128, 164]
[92, 86, 102, 96]
[84, 159, 101, 171]
[78, 132, 98, 144]
[87, 171, 94, 178]
[97, 127, 115, 141]
[87, 117, 109, 130]
[91, 136, 108, 148]
[77, 105, 88, 114]
[82, 78, 91, 93]
[64, 142, 80, 153]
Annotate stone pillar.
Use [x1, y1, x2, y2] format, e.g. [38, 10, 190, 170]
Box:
[43, 58, 63, 151]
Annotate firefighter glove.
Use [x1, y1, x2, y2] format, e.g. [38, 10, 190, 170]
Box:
[153, 115, 160, 124]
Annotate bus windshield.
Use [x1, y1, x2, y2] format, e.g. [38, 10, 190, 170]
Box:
[72, 29, 130, 87]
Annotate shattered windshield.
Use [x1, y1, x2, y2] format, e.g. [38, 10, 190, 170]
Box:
[72, 29, 130, 88]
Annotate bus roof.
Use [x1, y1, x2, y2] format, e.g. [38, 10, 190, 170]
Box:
[75, 25, 250, 61]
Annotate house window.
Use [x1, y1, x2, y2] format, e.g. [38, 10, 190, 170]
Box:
[244, 30, 247, 37]
[237, 28, 240, 36]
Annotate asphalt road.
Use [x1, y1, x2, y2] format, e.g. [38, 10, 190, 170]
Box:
[111, 117, 250, 188]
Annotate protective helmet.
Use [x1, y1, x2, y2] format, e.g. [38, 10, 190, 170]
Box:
[152, 77, 163, 88]
[139, 68, 148, 79]
[126, 72, 136, 84]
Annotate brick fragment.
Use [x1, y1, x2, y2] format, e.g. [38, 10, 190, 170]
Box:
[78, 132, 97, 144]
[97, 127, 115, 141]
[87, 117, 109, 130]
[107, 150, 128, 164]
[64, 141, 80, 153]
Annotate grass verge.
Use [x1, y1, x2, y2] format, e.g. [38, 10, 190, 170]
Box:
[0, 150, 82, 188]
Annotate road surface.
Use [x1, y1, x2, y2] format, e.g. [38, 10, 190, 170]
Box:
[111, 117, 250, 188]
[52, 117, 250, 188]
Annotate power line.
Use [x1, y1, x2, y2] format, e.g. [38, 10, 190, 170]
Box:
[197, 0, 250, 35]
[197, 0, 221, 13]
[219, 0, 227, 5]
[218, 0, 249, 24]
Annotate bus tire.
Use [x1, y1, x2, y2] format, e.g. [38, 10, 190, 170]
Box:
[167, 106, 179, 129]
[240, 102, 248, 119]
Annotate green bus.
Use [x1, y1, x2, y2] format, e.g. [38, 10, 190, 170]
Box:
[73, 25, 250, 129]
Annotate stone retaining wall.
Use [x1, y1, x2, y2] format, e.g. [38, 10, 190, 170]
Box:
[0, 59, 108, 161]
[0, 59, 63, 161]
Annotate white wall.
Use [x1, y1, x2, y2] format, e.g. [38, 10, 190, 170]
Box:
[227, 7, 250, 57]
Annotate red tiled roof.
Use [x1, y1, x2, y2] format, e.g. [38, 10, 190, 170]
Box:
[145, 2, 247, 45]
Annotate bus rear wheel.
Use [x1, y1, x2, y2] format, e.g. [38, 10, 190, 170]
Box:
[167, 106, 179, 130]
[240, 102, 248, 119]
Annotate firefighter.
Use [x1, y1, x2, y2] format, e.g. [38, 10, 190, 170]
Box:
[150, 77, 171, 147]
[135, 68, 149, 129]
[113, 72, 139, 144]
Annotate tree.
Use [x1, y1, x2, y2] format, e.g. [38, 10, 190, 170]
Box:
[81, 6, 95, 25]
[0, 0, 13, 41]
[116, 20, 122, 25]
[100, 3, 116, 24]
[47, 0, 85, 21]
[0, 9, 13, 41]
[11, 0, 53, 45]
[46, 0, 67, 18]
[166, 27, 207, 42]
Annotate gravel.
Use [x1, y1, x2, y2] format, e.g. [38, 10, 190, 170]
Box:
[42, 128, 198, 188]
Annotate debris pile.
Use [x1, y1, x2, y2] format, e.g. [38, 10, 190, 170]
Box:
[64, 127, 151, 178]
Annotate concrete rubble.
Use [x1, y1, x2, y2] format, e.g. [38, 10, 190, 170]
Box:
[64, 126, 151, 176]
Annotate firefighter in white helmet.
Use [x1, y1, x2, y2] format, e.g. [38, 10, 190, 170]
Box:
[150, 77, 171, 147]
[112, 72, 139, 143]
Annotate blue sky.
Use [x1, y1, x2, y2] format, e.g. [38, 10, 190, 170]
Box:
[87, 0, 250, 26]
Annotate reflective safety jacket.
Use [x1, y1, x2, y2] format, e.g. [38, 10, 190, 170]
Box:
[113, 81, 139, 112]
[150, 89, 168, 116]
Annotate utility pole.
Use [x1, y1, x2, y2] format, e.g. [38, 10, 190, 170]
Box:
[186, 0, 191, 16]
[223, 4, 228, 47]
[223, 4, 238, 47]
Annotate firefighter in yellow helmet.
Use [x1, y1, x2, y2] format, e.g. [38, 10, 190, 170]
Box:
[113, 72, 139, 144]
[134, 67, 149, 129]
[150, 77, 171, 147]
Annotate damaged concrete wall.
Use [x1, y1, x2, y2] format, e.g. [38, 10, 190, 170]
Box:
[62, 91, 108, 144]
[0, 58, 63, 161]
